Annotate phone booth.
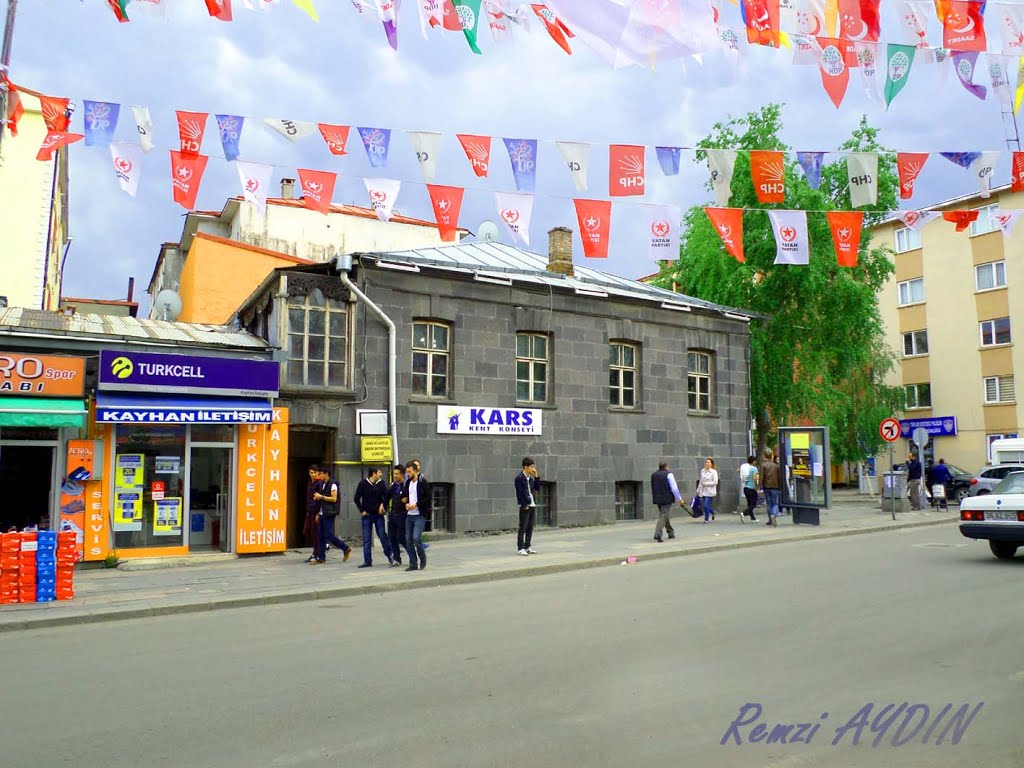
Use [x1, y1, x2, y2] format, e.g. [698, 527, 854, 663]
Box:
[778, 427, 831, 525]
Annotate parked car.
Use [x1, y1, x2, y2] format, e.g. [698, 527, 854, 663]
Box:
[891, 461, 973, 503]
[967, 464, 1024, 497]
[960, 471, 1024, 559]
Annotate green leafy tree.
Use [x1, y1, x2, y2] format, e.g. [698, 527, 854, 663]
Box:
[653, 105, 904, 464]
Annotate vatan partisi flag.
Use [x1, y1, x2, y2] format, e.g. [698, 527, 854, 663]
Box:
[644, 204, 680, 262]
[82, 100, 120, 146]
[236, 160, 273, 214]
[109, 142, 144, 197]
[768, 210, 810, 265]
[216, 115, 245, 161]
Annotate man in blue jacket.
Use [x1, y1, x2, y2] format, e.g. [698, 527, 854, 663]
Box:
[353, 467, 394, 568]
[515, 457, 541, 556]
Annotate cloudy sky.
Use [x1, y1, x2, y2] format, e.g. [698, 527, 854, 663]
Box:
[9, 0, 1013, 312]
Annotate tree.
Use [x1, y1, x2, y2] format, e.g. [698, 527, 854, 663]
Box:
[653, 105, 904, 464]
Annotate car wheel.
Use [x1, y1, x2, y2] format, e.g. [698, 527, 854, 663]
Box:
[956, 487, 969, 503]
[989, 541, 1019, 560]
[977, 490, 990, 496]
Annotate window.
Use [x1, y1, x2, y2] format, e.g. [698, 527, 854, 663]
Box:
[516, 333, 549, 403]
[428, 483, 454, 532]
[970, 204, 999, 236]
[975, 261, 1007, 292]
[897, 278, 925, 306]
[894, 227, 921, 253]
[412, 321, 450, 398]
[984, 375, 1015, 404]
[535, 481, 556, 526]
[904, 383, 932, 409]
[687, 351, 712, 412]
[614, 482, 640, 521]
[980, 317, 1012, 347]
[287, 290, 349, 387]
[609, 342, 639, 408]
[902, 330, 928, 357]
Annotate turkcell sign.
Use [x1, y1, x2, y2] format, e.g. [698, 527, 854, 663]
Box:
[899, 416, 957, 438]
[437, 406, 542, 435]
[98, 350, 279, 397]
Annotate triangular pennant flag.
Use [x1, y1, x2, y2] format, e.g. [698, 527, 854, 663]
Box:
[297, 168, 337, 215]
[816, 37, 849, 107]
[131, 106, 155, 152]
[381, 0, 400, 50]
[426, 184, 465, 241]
[82, 101, 120, 146]
[999, 4, 1024, 54]
[531, 4, 574, 54]
[854, 42, 883, 104]
[264, 118, 317, 143]
[39, 95, 70, 132]
[175, 111, 208, 155]
[896, 152, 929, 200]
[937, 0, 987, 52]
[608, 144, 645, 197]
[503, 138, 538, 193]
[358, 127, 393, 168]
[992, 209, 1024, 237]
[750, 150, 785, 203]
[1012, 151, 1024, 191]
[797, 151, 824, 189]
[169, 150, 209, 210]
[884, 43, 916, 107]
[989, 54, 1015, 108]
[644, 205, 680, 262]
[3, 77, 23, 136]
[236, 160, 273, 214]
[838, 0, 880, 47]
[131, 0, 172, 14]
[706, 149, 737, 206]
[826, 210, 863, 267]
[318, 124, 351, 156]
[847, 152, 878, 207]
[574, 199, 612, 258]
[768, 210, 810, 265]
[36, 131, 83, 162]
[292, 0, 319, 22]
[442, 0, 463, 31]
[943, 210, 979, 232]
[364, 178, 401, 221]
[940, 151, 981, 168]
[953, 51, 987, 100]
[215, 115, 244, 161]
[408, 131, 442, 182]
[556, 141, 590, 192]
[896, 210, 940, 231]
[484, 0, 515, 43]
[106, 0, 130, 22]
[896, 0, 929, 46]
[110, 142, 144, 197]
[655, 146, 681, 177]
[971, 151, 1000, 198]
[454, 0, 484, 53]
[1015, 56, 1024, 114]
[205, 0, 233, 20]
[494, 191, 533, 246]
[705, 207, 745, 263]
[457, 134, 491, 177]
[741, 0, 781, 47]
[417, 0, 445, 34]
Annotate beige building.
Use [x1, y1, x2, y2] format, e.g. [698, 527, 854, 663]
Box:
[872, 184, 1022, 473]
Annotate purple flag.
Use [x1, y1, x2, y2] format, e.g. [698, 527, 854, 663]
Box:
[82, 100, 120, 146]
[216, 114, 245, 161]
[797, 151, 824, 189]
[655, 146, 681, 176]
[940, 152, 981, 169]
[503, 138, 538, 193]
[952, 52, 987, 100]
[358, 127, 392, 168]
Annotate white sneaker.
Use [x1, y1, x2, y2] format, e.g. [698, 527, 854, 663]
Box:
[518, 549, 529, 556]
[526, 548, 536, 554]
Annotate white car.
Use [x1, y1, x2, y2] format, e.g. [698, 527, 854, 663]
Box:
[960, 471, 1024, 559]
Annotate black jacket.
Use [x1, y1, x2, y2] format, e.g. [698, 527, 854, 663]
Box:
[354, 477, 388, 516]
[385, 481, 406, 515]
[319, 477, 341, 517]
[515, 472, 540, 508]
[402, 476, 432, 517]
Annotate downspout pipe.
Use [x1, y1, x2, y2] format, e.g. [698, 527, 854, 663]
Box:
[336, 255, 398, 465]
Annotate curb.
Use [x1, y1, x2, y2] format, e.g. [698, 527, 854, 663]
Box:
[0, 516, 957, 633]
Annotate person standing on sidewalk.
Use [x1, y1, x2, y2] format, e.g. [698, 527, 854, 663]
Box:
[515, 457, 541, 555]
[739, 455, 759, 523]
[698, 458, 719, 523]
[403, 462, 431, 571]
[906, 452, 924, 510]
[385, 465, 407, 567]
[760, 449, 781, 526]
[312, 466, 352, 565]
[651, 461, 685, 542]
[353, 467, 394, 568]
[303, 465, 322, 563]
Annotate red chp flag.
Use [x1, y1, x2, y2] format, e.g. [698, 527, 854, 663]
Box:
[531, 4, 574, 54]
[742, 0, 780, 47]
[705, 207, 745, 263]
[169, 151, 210, 210]
[427, 184, 465, 241]
[175, 111, 209, 156]
[457, 134, 491, 178]
[297, 169, 338, 215]
[36, 131, 84, 162]
[942, 210, 979, 232]
[205, 0, 233, 20]
[896, 153, 929, 200]
[574, 199, 612, 258]
[39, 95, 70, 132]
[826, 211, 864, 267]
[608, 144, 645, 197]
[318, 124, 351, 156]
[1012, 152, 1024, 191]
[3, 77, 24, 136]
[936, 0, 987, 52]
[750, 151, 785, 204]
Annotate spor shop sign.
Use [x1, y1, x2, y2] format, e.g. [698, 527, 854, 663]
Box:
[437, 406, 542, 435]
[98, 350, 279, 398]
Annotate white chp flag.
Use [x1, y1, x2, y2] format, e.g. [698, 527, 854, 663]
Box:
[109, 142, 144, 197]
[847, 152, 878, 208]
[556, 141, 590, 192]
[896, 210, 940, 231]
[364, 178, 402, 221]
[993, 209, 1024, 237]
[494, 191, 533, 246]
[768, 210, 810, 265]
[897, 0, 929, 47]
[407, 131, 442, 182]
[644, 204, 681, 262]
[706, 149, 737, 206]
[264, 118, 318, 143]
[236, 160, 273, 214]
[971, 151, 1001, 198]
[131, 106, 155, 153]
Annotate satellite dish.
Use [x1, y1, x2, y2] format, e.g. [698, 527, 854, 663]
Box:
[477, 220, 500, 243]
[153, 290, 183, 322]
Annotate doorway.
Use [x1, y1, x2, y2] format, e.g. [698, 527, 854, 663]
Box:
[0, 443, 56, 532]
[188, 446, 233, 552]
[287, 426, 333, 549]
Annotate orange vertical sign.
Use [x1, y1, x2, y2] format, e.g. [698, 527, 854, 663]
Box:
[58, 439, 97, 561]
[236, 408, 289, 553]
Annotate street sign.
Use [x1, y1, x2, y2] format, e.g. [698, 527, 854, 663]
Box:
[912, 427, 930, 449]
[359, 436, 393, 464]
[880, 418, 901, 443]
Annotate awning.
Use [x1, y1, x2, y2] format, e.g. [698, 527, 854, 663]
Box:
[0, 398, 86, 428]
[95, 392, 274, 425]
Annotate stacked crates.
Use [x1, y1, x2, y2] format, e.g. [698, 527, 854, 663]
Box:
[0, 533, 19, 604]
[18, 532, 36, 603]
[36, 531, 57, 602]
[56, 531, 76, 601]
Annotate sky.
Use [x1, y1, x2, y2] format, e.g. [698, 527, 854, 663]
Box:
[7, 0, 1016, 315]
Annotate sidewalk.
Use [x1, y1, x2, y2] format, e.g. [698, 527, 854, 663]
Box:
[0, 489, 957, 632]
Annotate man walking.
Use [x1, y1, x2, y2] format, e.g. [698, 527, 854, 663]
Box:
[906, 451, 924, 510]
[353, 467, 394, 568]
[739, 455, 759, 523]
[385, 465, 406, 567]
[650, 461, 685, 542]
[760, 449, 781, 527]
[515, 457, 541, 556]
[930, 458, 953, 510]
[403, 461, 431, 571]
[311, 466, 352, 565]
[303, 465, 321, 563]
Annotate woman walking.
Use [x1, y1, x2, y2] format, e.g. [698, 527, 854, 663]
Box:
[699, 457, 719, 523]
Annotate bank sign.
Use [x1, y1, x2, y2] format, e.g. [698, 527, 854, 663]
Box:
[437, 406, 543, 435]
[98, 350, 279, 398]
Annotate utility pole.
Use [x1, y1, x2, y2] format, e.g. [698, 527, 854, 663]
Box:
[0, 0, 18, 158]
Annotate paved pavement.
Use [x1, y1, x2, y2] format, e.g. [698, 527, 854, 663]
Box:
[0, 489, 957, 632]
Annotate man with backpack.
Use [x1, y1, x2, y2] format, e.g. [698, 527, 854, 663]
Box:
[311, 465, 352, 565]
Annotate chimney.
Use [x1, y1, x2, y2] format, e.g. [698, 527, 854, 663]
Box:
[126, 277, 135, 303]
[547, 226, 574, 278]
[281, 178, 295, 200]
[0, 296, 7, 309]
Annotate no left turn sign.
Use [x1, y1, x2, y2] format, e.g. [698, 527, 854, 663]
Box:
[880, 418, 901, 443]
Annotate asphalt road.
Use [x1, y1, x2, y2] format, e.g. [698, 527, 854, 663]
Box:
[2, 524, 1021, 768]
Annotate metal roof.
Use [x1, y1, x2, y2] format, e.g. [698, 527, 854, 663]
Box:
[0, 308, 269, 351]
[359, 242, 753, 318]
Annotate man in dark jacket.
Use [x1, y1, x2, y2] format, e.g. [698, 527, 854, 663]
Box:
[354, 467, 394, 568]
[385, 465, 406, 567]
[311, 466, 352, 565]
[402, 462, 431, 571]
[650, 461, 685, 542]
[515, 457, 541, 556]
[303, 465, 321, 563]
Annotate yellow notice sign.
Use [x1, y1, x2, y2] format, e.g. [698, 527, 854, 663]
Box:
[360, 436, 393, 464]
[789, 433, 810, 450]
[153, 498, 183, 537]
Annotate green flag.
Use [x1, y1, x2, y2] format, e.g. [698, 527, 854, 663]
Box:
[454, 0, 483, 55]
[884, 44, 916, 109]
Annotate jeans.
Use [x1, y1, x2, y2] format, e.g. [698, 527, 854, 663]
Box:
[765, 488, 781, 519]
[654, 503, 675, 539]
[405, 515, 426, 568]
[314, 514, 350, 561]
[700, 495, 715, 521]
[517, 506, 536, 550]
[743, 488, 758, 519]
[361, 514, 393, 564]
[388, 510, 407, 563]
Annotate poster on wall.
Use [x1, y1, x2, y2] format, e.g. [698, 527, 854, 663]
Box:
[58, 439, 98, 562]
[154, 456, 180, 474]
[116, 454, 144, 487]
[113, 488, 143, 532]
[153, 498, 183, 536]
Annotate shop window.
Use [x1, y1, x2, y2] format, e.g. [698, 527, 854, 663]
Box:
[609, 341, 639, 409]
[897, 278, 924, 306]
[412, 321, 451, 398]
[429, 483, 454, 532]
[535, 481, 556, 526]
[903, 383, 931, 410]
[975, 261, 1006, 292]
[516, 333, 550, 404]
[894, 227, 921, 253]
[980, 317, 1012, 347]
[113, 425, 187, 549]
[902, 330, 928, 357]
[189, 424, 234, 443]
[687, 350, 712, 412]
[984, 375, 1015, 404]
[614, 481, 640, 521]
[287, 290, 349, 388]
[970, 204, 999, 236]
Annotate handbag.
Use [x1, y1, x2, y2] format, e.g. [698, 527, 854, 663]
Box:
[689, 496, 702, 518]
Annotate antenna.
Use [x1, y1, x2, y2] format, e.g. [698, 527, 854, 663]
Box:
[152, 289, 183, 322]
[477, 220, 500, 243]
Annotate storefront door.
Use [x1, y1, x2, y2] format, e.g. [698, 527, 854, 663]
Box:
[0, 432, 58, 532]
[188, 445, 233, 553]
